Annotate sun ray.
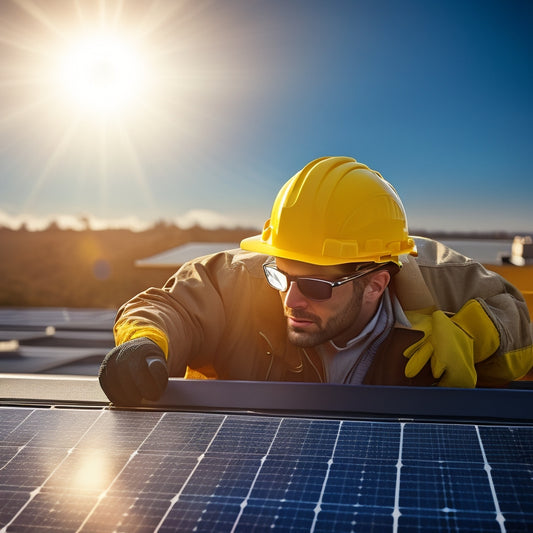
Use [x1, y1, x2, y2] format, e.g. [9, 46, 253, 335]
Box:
[22, 117, 82, 213]
[11, 0, 60, 35]
[112, 121, 158, 213]
[0, 19, 50, 56]
[0, 90, 49, 126]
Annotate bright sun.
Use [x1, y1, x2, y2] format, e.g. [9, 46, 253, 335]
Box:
[57, 32, 146, 116]
[2, 0, 244, 221]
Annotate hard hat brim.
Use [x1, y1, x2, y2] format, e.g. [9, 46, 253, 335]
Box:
[240, 234, 409, 266]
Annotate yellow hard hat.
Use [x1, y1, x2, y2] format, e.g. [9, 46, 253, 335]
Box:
[240, 156, 416, 266]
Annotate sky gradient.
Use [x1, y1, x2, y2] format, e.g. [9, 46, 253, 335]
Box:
[0, 0, 531, 233]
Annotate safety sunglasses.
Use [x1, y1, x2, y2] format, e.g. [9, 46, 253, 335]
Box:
[262, 261, 384, 301]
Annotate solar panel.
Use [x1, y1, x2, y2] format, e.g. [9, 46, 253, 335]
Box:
[0, 308, 115, 375]
[0, 308, 116, 330]
[1, 405, 532, 532]
[135, 242, 241, 268]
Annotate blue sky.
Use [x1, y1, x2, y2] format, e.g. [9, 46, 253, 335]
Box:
[0, 0, 531, 232]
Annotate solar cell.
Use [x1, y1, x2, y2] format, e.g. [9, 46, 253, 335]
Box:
[0, 406, 531, 532]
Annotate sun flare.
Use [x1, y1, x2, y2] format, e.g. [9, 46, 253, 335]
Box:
[57, 32, 146, 116]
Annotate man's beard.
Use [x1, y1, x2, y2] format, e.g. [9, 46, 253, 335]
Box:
[285, 282, 365, 348]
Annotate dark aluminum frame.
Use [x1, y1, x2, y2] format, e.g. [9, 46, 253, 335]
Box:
[1, 374, 532, 423]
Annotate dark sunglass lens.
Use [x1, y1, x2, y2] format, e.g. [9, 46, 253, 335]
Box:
[297, 279, 332, 300]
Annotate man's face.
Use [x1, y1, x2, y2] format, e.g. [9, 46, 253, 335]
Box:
[275, 258, 370, 348]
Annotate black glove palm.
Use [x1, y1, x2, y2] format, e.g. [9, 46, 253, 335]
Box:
[98, 337, 168, 405]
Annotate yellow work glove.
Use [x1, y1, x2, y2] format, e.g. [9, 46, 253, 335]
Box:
[404, 300, 500, 388]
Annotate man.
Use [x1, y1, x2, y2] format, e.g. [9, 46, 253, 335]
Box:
[99, 156, 533, 405]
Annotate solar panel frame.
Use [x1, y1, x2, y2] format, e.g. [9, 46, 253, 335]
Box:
[1, 376, 532, 423]
[0, 376, 532, 531]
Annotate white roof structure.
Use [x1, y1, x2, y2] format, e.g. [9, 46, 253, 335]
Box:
[135, 242, 241, 268]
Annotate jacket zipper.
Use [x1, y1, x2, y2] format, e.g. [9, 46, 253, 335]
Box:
[259, 332, 324, 382]
[259, 331, 274, 380]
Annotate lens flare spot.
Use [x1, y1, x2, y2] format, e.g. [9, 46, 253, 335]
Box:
[93, 258, 112, 280]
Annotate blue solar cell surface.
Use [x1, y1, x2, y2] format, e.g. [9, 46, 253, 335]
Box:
[0, 407, 532, 532]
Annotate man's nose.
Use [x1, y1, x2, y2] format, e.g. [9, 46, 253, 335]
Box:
[283, 281, 308, 309]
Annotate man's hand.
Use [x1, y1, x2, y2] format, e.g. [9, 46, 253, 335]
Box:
[403, 310, 477, 387]
[98, 337, 169, 405]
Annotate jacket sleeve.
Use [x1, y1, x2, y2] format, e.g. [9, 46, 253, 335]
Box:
[113, 249, 267, 377]
[396, 237, 533, 385]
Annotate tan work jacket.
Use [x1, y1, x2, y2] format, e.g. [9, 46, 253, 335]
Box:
[114, 237, 533, 387]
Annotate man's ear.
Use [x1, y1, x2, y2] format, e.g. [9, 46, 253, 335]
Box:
[364, 270, 390, 303]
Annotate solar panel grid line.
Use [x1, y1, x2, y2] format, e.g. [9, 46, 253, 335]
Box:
[308, 420, 343, 533]
[1, 408, 33, 444]
[392, 422, 405, 532]
[0, 428, 36, 488]
[475, 426, 506, 533]
[153, 414, 229, 532]
[229, 417, 284, 533]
